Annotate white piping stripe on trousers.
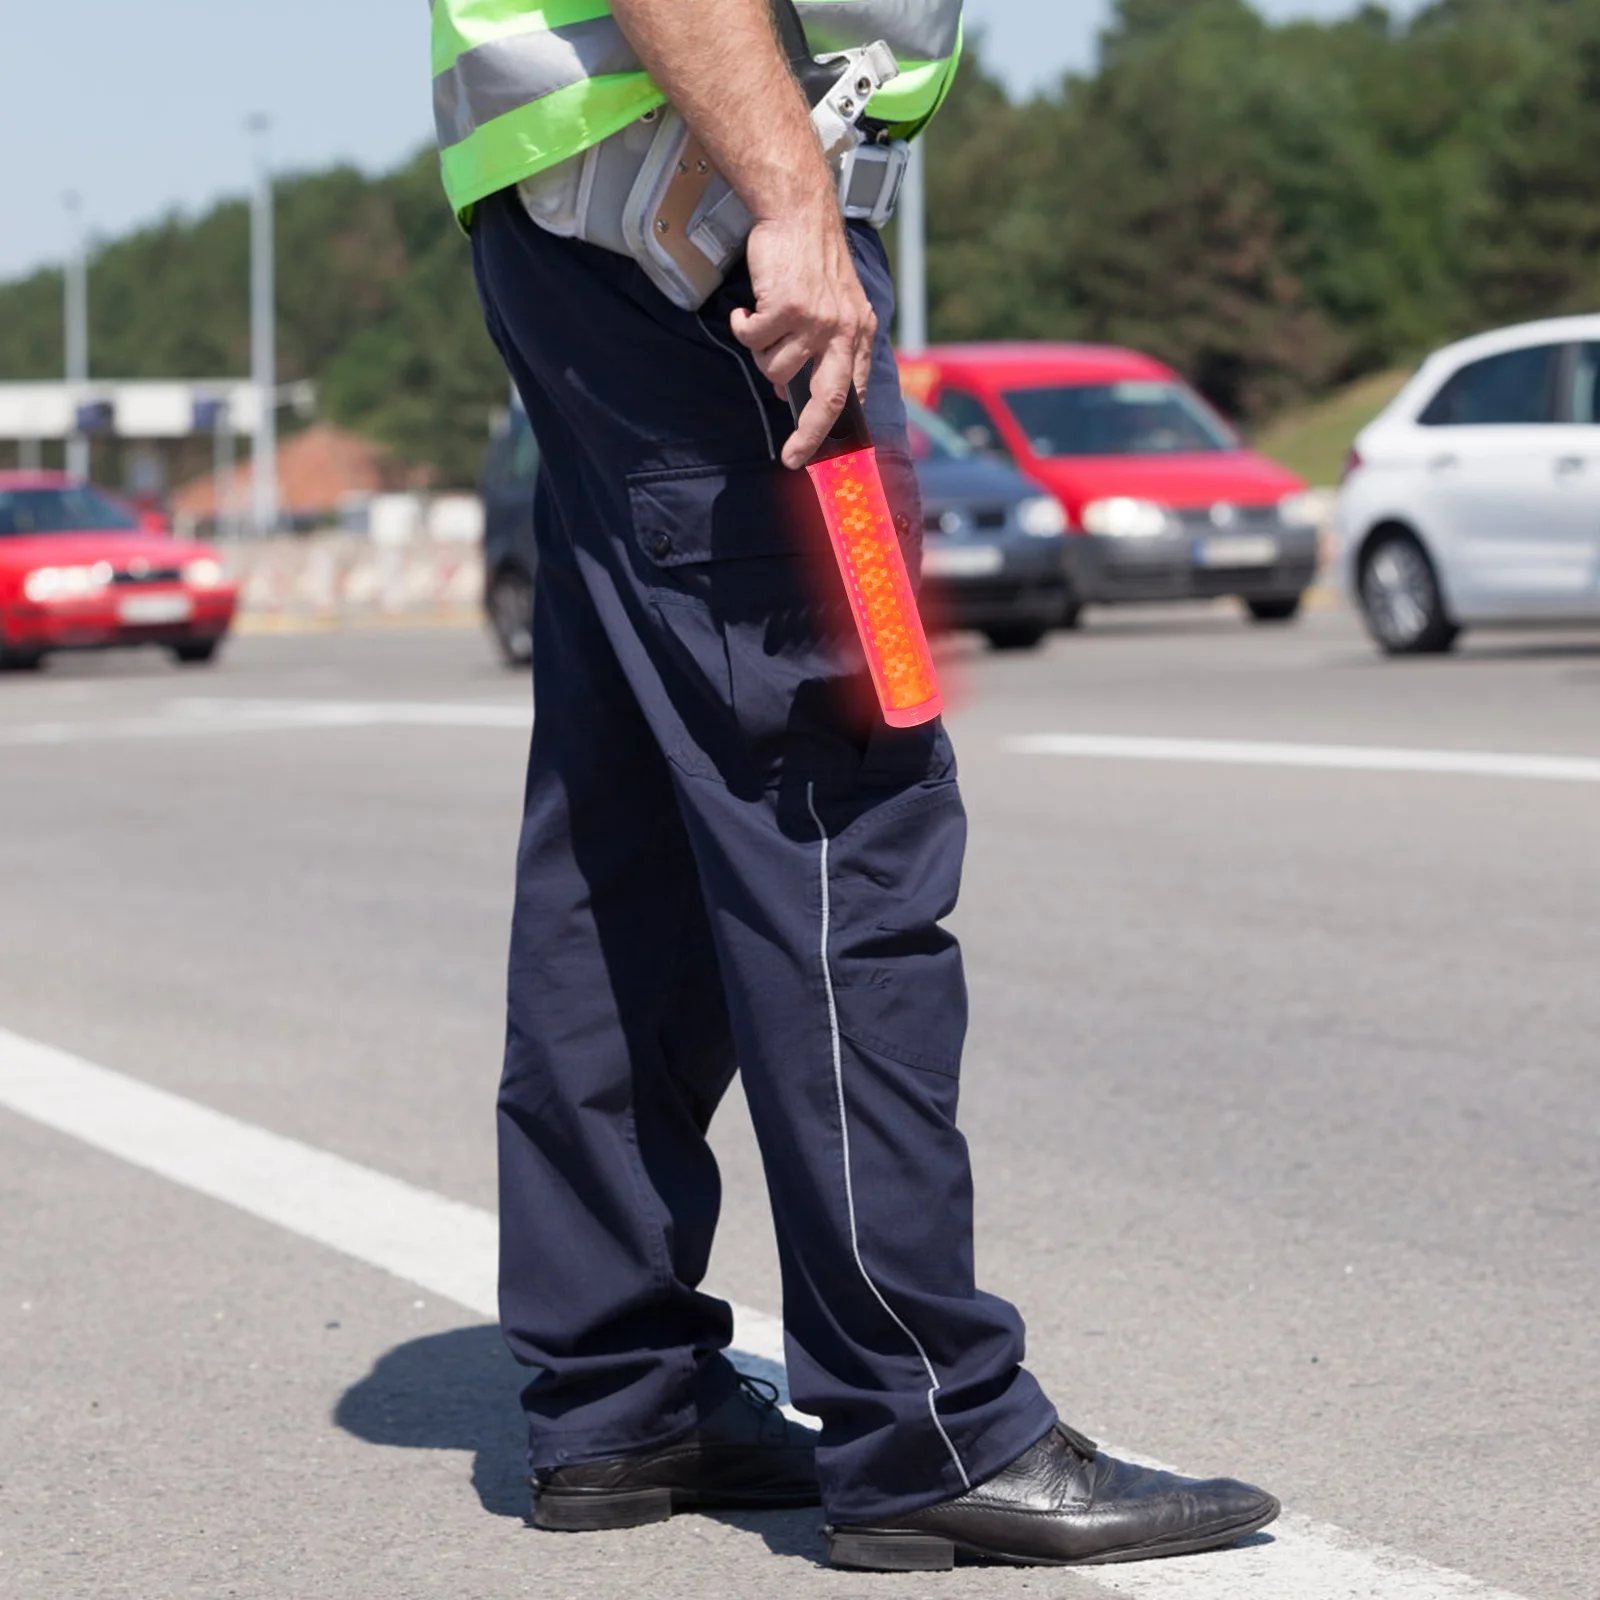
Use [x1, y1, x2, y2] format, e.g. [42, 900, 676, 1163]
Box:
[805, 783, 971, 1490]
[695, 313, 777, 462]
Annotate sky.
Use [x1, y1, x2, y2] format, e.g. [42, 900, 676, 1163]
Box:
[0, 0, 1422, 285]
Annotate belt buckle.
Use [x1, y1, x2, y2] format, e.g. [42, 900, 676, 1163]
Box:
[837, 140, 910, 230]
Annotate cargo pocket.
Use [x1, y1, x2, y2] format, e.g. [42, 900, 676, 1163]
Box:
[626, 461, 827, 783]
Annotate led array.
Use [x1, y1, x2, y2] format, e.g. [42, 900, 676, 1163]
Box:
[808, 448, 943, 727]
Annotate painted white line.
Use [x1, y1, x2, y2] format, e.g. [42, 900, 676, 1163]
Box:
[0, 698, 529, 749]
[0, 1023, 783, 1393]
[1008, 732, 1600, 785]
[1073, 1502, 1529, 1599]
[0, 1023, 1530, 1599]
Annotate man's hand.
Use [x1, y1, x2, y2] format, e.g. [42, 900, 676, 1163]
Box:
[731, 203, 877, 469]
[610, 0, 875, 468]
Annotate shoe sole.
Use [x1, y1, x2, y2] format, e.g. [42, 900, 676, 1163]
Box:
[533, 1486, 821, 1533]
[826, 1499, 1281, 1571]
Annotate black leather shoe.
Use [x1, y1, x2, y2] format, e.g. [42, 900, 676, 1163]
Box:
[531, 1374, 819, 1531]
[827, 1423, 1279, 1570]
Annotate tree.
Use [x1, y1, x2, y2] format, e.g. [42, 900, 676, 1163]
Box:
[1465, 2, 1600, 320]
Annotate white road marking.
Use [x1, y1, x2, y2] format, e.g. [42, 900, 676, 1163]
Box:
[1009, 732, 1600, 785]
[0, 698, 529, 748]
[0, 1023, 1531, 1599]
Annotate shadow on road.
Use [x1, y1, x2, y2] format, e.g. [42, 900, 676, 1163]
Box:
[332, 1324, 833, 1560]
[333, 1324, 529, 1519]
[331, 1326, 1278, 1571]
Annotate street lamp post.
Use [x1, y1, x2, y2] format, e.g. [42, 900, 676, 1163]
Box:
[897, 139, 928, 356]
[63, 192, 90, 481]
[213, 398, 236, 539]
[248, 115, 278, 536]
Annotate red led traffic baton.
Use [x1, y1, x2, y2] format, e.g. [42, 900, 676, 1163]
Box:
[790, 372, 944, 728]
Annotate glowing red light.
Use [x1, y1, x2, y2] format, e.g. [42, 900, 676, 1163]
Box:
[807, 447, 943, 727]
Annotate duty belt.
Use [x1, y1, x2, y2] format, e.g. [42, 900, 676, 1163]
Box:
[516, 38, 909, 311]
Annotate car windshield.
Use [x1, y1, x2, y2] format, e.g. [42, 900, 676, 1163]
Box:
[0, 486, 140, 536]
[904, 398, 973, 463]
[1001, 382, 1236, 457]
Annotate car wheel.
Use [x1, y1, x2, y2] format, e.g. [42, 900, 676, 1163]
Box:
[1246, 595, 1303, 624]
[487, 566, 534, 667]
[0, 648, 44, 672]
[984, 624, 1048, 652]
[170, 639, 221, 666]
[1359, 532, 1459, 655]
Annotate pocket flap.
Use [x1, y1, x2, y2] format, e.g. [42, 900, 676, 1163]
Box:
[629, 461, 821, 567]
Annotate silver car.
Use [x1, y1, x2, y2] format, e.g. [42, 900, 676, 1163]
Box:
[1340, 316, 1600, 654]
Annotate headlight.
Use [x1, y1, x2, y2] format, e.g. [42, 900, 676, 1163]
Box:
[22, 564, 112, 602]
[1277, 491, 1325, 529]
[1080, 497, 1173, 539]
[1014, 495, 1068, 537]
[184, 557, 224, 589]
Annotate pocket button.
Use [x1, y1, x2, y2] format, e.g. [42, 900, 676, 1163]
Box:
[650, 533, 673, 559]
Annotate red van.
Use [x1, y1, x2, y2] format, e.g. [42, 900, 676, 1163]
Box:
[899, 344, 1319, 625]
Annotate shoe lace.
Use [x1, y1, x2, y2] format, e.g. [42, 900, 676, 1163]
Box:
[736, 1372, 792, 1443]
[737, 1372, 782, 1410]
[1057, 1421, 1099, 1461]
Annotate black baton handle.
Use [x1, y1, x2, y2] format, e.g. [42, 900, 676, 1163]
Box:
[787, 362, 873, 464]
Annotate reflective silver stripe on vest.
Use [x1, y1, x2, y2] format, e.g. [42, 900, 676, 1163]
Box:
[434, 1, 961, 152]
[795, 0, 962, 61]
[434, 17, 642, 151]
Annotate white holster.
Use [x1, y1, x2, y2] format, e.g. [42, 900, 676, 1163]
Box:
[517, 42, 909, 311]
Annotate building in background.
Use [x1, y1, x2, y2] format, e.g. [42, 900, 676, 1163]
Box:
[169, 422, 426, 536]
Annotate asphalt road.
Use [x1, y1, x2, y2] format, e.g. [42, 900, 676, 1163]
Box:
[2, 603, 1597, 1600]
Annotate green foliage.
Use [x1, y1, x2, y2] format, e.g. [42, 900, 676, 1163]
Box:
[4, 0, 1600, 481]
[922, 0, 1600, 424]
[1253, 368, 1410, 484]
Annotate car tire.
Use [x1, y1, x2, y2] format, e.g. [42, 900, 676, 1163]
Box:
[984, 624, 1048, 652]
[0, 647, 44, 672]
[170, 639, 221, 666]
[1246, 595, 1303, 624]
[1358, 531, 1460, 656]
[487, 566, 535, 667]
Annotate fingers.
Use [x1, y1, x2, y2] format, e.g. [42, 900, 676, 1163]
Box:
[733, 215, 878, 469]
[729, 301, 795, 356]
[781, 343, 854, 470]
[853, 306, 877, 401]
[747, 332, 814, 393]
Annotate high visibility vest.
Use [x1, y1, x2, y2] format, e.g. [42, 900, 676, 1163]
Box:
[433, 1, 963, 223]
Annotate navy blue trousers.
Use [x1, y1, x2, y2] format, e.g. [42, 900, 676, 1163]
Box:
[472, 188, 1053, 1522]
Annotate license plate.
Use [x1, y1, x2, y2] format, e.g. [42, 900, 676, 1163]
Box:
[923, 544, 1004, 578]
[1195, 535, 1278, 569]
[118, 593, 194, 625]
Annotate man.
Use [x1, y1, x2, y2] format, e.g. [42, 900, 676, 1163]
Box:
[433, 0, 1279, 1570]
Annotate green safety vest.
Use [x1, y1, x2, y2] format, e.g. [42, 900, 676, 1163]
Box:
[433, 0, 963, 223]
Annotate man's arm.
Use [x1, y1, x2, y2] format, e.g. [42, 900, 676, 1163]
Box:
[609, 0, 876, 469]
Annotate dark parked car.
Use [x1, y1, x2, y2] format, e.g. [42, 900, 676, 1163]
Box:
[905, 398, 1072, 649]
[480, 396, 1073, 665]
[480, 404, 541, 666]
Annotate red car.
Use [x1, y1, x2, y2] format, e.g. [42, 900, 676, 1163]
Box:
[0, 472, 238, 669]
[899, 344, 1320, 625]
